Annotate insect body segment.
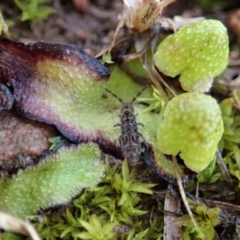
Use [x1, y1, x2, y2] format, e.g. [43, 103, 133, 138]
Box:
[105, 86, 148, 166]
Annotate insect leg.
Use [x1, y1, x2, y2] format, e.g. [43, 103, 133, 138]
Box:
[137, 122, 144, 127]
[137, 132, 148, 147]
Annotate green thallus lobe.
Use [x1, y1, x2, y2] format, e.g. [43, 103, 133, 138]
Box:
[154, 19, 229, 92]
[157, 92, 224, 172]
[0, 143, 105, 218]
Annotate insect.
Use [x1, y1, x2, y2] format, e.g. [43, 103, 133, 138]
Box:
[105, 86, 148, 166]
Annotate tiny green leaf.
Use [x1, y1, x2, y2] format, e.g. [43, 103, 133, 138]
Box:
[197, 156, 221, 183]
[0, 11, 8, 35]
[138, 85, 166, 113]
[14, 0, 55, 22]
[48, 136, 68, 151]
[101, 53, 114, 64]
[220, 98, 233, 117]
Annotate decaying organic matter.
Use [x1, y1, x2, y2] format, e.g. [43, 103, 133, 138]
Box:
[0, 110, 57, 170]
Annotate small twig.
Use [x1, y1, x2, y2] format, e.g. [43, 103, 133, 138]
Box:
[220, 74, 240, 88]
[172, 155, 198, 227]
[0, 11, 9, 37]
[146, 66, 169, 102]
[0, 211, 41, 240]
[108, 19, 125, 54]
[121, 34, 155, 62]
[163, 184, 182, 240]
[195, 181, 199, 198]
[95, 35, 133, 58]
[145, 37, 176, 100]
[152, 65, 176, 96]
[217, 74, 240, 110]
[232, 89, 240, 110]
[216, 149, 233, 185]
[228, 59, 240, 66]
[88, 5, 116, 19]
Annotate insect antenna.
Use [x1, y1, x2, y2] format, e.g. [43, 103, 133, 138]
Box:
[105, 88, 124, 103]
[131, 85, 149, 102]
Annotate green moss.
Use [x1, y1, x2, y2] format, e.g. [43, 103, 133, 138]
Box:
[177, 204, 220, 240]
[14, 0, 55, 22]
[29, 160, 160, 240]
[219, 98, 240, 150]
[197, 156, 221, 183]
[225, 147, 240, 188]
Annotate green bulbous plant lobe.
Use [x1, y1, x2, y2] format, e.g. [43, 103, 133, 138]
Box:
[154, 19, 229, 92]
[0, 143, 105, 217]
[157, 92, 224, 172]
